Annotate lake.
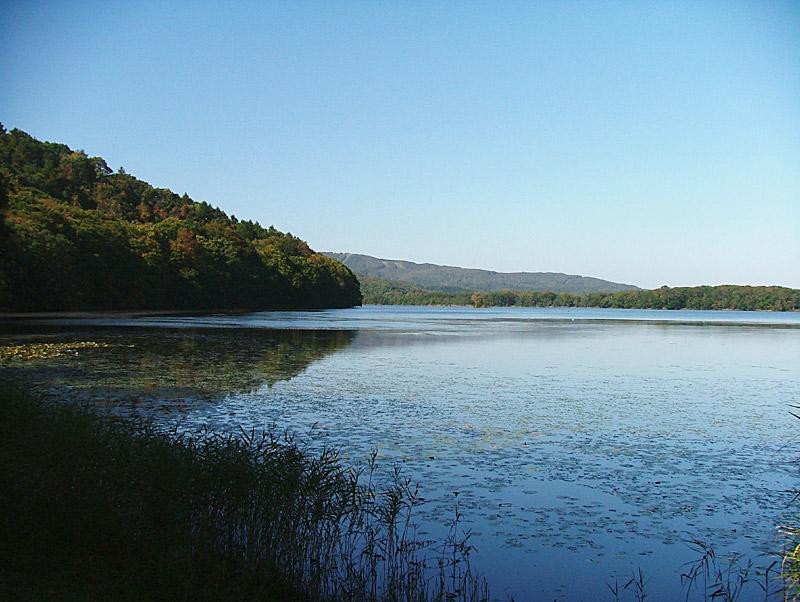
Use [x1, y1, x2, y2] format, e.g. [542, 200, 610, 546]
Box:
[2, 305, 799, 600]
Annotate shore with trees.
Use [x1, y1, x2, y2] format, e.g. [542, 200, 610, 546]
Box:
[0, 127, 361, 312]
[360, 275, 800, 312]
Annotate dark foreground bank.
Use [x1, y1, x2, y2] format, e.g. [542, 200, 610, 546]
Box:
[0, 388, 486, 601]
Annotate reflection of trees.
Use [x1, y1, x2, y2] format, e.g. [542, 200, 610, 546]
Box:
[134, 329, 356, 395]
[0, 327, 356, 402]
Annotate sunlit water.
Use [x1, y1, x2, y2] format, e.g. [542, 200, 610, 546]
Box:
[2, 306, 799, 600]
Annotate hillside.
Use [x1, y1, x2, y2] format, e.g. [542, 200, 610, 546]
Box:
[324, 252, 638, 294]
[0, 127, 361, 311]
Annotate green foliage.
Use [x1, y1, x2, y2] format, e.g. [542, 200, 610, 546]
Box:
[360, 276, 800, 311]
[357, 275, 471, 306]
[0, 164, 9, 291]
[0, 127, 361, 311]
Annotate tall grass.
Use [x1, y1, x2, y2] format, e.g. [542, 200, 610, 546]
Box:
[0, 388, 487, 601]
[782, 408, 800, 601]
[780, 533, 799, 602]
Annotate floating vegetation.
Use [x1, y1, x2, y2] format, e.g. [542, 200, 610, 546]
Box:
[0, 340, 130, 362]
[0, 341, 121, 362]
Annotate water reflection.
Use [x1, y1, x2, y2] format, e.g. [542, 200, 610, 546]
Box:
[0, 326, 355, 403]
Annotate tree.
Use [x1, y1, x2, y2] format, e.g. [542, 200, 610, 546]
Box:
[471, 292, 485, 307]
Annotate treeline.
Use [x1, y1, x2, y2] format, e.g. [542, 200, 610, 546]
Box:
[360, 276, 800, 311]
[357, 276, 473, 306]
[0, 126, 361, 311]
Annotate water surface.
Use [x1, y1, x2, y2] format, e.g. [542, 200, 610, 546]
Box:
[2, 306, 799, 600]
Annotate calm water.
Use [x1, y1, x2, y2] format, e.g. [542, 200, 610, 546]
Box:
[2, 306, 800, 600]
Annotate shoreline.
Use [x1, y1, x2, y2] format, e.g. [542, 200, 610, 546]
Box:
[0, 309, 252, 320]
[2, 303, 799, 321]
[1, 306, 798, 330]
[0, 307, 364, 321]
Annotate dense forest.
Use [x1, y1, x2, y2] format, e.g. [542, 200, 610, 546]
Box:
[0, 126, 361, 311]
[361, 276, 800, 311]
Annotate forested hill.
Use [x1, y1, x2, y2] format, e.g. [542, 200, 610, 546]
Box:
[323, 252, 638, 294]
[0, 126, 361, 311]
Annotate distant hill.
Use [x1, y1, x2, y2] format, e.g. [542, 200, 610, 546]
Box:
[323, 252, 638, 294]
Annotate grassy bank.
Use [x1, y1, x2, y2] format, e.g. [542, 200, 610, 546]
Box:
[0, 388, 486, 601]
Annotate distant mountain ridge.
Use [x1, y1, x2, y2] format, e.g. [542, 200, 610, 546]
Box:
[322, 252, 638, 294]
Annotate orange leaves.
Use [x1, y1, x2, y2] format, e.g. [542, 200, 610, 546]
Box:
[171, 227, 199, 256]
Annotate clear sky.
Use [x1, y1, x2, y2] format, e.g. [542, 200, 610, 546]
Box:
[2, 0, 798, 288]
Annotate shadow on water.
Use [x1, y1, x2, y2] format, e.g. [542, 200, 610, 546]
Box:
[0, 325, 356, 405]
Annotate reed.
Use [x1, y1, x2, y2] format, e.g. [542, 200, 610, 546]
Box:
[781, 406, 800, 601]
[0, 387, 487, 601]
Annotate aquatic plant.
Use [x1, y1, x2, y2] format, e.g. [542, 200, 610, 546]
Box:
[607, 538, 787, 601]
[679, 539, 781, 601]
[607, 567, 648, 602]
[0, 340, 114, 361]
[782, 535, 800, 602]
[0, 387, 487, 601]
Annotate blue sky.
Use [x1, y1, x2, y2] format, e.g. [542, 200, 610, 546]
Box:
[2, 0, 798, 288]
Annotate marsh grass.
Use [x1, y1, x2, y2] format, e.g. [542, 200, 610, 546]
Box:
[679, 540, 782, 601]
[783, 504, 800, 599]
[783, 535, 800, 601]
[607, 541, 784, 602]
[783, 407, 800, 601]
[0, 388, 487, 601]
